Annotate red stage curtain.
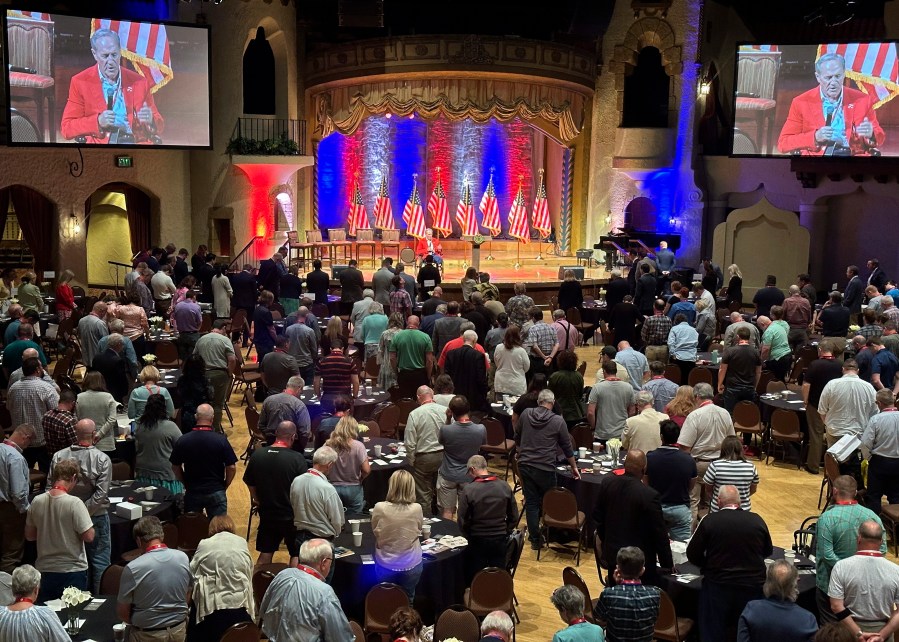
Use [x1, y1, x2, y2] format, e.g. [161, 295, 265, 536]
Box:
[9, 185, 53, 277]
[123, 186, 151, 255]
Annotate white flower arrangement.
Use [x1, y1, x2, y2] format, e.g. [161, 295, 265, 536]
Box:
[441, 638, 463, 642]
[357, 424, 369, 433]
[62, 586, 91, 608]
[9, 298, 18, 304]
[691, 281, 701, 288]
[606, 438, 622, 450]
[599, 288, 607, 296]
[849, 324, 861, 333]
[40, 281, 50, 287]
[142, 354, 157, 364]
[148, 316, 163, 325]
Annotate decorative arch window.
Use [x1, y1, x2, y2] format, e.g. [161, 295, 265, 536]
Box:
[243, 26, 276, 115]
[621, 47, 670, 128]
[275, 192, 293, 232]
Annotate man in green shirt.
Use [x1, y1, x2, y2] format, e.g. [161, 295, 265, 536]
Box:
[815, 475, 886, 623]
[389, 315, 434, 398]
[759, 306, 792, 381]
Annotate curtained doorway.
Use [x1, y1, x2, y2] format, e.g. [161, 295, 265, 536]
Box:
[0, 185, 56, 279]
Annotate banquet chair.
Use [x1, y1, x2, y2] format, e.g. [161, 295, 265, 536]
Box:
[819, 452, 842, 509]
[464, 567, 517, 626]
[252, 569, 278, 617]
[360, 420, 381, 438]
[577, 361, 587, 376]
[538, 487, 585, 566]
[792, 515, 818, 558]
[380, 229, 401, 262]
[220, 621, 260, 642]
[879, 505, 899, 556]
[766, 380, 786, 394]
[99, 564, 124, 596]
[242, 406, 264, 465]
[663, 363, 682, 385]
[593, 533, 608, 586]
[506, 528, 526, 605]
[562, 566, 598, 623]
[653, 589, 695, 641]
[481, 417, 515, 480]
[568, 423, 594, 451]
[687, 367, 713, 387]
[732, 401, 764, 459]
[434, 606, 480, 642]
[154, 341, 180, 368]
[111, 461, 132, 481]
[566, 308, 594, 345]
[371, 402, 400, 439]
[755, 371, 776, 397]
[364, 583, 410, 641]
[766, 409, 804, 468]
[395, 397, 418, 436]
[364, 355, 380, 384]
[176, 512, 210, 558]
[349, 620, 365, 642]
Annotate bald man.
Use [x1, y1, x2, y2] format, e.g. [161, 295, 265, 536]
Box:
[8, 348, 57, 390]
[722, 311, 760, 349]
[782, 284, 813, 351]
[687, 484, 773, 641]
[404, 386, 447, 517]
[593, 449, 673, 586]
[51, 419, 111, 594]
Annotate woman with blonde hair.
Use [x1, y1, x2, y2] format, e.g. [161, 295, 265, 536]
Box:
[664, 384, 696, 428]
[54, 269, 77, 321]
[128, 365, 175, 419]
[725, 264, 743, 308]
[320, 315, 346, 354]
[324, 416, 370, 514]
[694, 298, 716, 351]
[188, 514, 254, 641]
[372, 469, 424, 600]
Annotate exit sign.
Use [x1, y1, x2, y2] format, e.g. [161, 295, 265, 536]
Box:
[115, 155, 133, 168]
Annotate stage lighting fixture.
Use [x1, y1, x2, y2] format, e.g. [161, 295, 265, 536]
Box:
[805, 1, 857, 27]
[409, 113, 415, 119]
[385, 113, 392, 119]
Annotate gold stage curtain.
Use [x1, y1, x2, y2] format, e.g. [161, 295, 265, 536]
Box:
[315, 78, 586, 143]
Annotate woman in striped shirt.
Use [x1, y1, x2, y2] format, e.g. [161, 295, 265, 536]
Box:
[702, 435, 759, 511]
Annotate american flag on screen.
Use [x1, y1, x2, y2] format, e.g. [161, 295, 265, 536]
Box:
[818, 43, 899, 108]
[532, 170, 551, 238]
[427, 169, 452, 238]
[7, 11, 52, 21]
[507, 180, 530, 244]
[373, 174, 394, 230]
[91, 18, 173, 93]
[479, 173, 502, 236]
[402, 177, 427, 239]
[455, 183, 478, 237]
[347, 178, 369, 237]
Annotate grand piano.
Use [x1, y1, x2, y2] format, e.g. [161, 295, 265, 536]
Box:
[594, 229, 682, 271]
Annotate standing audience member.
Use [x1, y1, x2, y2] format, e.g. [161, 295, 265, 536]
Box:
[372, 470, 424, 601]
[75, 371, 118, 456]
[686, 485, 773, 642]
[458, 455, 519, 584]
[0, 425, 34, 573]
[753, 275, 785, 318]
[78, 302, 110, 369]
[324, 417, 370, 515]
[244, 421, 307, 567]
[622, 391, 667, 454]
[279, 266, 304, 316]
[550, 584, 605, 642]
[641, 300, 672, 364]
[718, 326, 761, 413]
[258, 376, 311, 448]
[389, 275, 413, 320]
[515, 389, 579, 550]
[759, 308, 792, 381]
[193, 319, 237, 432]
[133, 394, 183, 496]
[253, 291, 277, 362]
[289, 447, 345, 570]
[493, 325, 531, 397]
[548, 350, 587, 427]
[176, 354, 212, 433]
[523, 307, 560, 381]
[286, 307, 319, 385]
[723, 312, 761, 349]
[817, 291, 851, 338]
[259, 335, 299, 396]
[315, 342, 360, 401]
[737, 560, 818, 642]
[645, 420, 697, 542]
[593, 547, 661, 642]
[404, 386, 446, 517]
[862, 388, 899, 512]
[50, 419, 111, 594]
[390, 316, 434, 399]
[437, 396, 487, 519]
[818, 359, 877, 448]
[127, 365, 176, 420]
[0, 565, 70, 640]
[432, 301, 464, 358]
[615, 341, 650, 392]
[783, 284, 813, 351]
[702, 435, 759, 512]
[41, 388, 78, 457]
[587, 361, 634, 443]
[505, 282, 535, 328]
[373, 261, 394, 306]
[117, 516, 192, 641]
[377, 313, 405, 391]
[92, 333, 132, 404]
[667, 314, 699, 377]
[642, 361, 678, 413]
[8, 357, 58, 472]
[170, 404, 238, 517]
[26, 459, 94, 602]
[444, 330, 489, 412]
[802, 340, 844, 474]
[54, 270, 77, 321]
[360, 302, 389, 363]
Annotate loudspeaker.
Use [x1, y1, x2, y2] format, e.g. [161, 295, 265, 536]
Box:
[332, 265, 350, 279]
[558, 266, 584, 280]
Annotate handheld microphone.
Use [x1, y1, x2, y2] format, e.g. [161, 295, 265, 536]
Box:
[825, 107, 833, 127]
[106, 89, 115, 112]
[7, 64, 36, 74]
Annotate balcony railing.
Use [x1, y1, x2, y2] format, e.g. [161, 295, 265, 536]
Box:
[228, 117, 307, 156]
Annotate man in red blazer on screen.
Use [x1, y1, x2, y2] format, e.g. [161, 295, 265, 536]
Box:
[778, 52, 884, 155]
[61, 28, 163, 144]
[414, 229, 444, 265]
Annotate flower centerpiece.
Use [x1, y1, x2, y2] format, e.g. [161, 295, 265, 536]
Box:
[148, 315, 164, 330]
[606, 437, 622, 462]
[441, 638, 464, 642]
[849, 324, 861, 334]
[62, 586, 92, 634]
[143, 354, 157, 365]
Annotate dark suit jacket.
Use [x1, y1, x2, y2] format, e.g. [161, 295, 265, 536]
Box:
[257, 259, 281, 299]
[91, 348, 131, 404]
[339, 267, 365, 302]
[417, 266, 442, 298]
[634, 274, 658, 314]
[230, 271, 258, 310]
[195, 264, 215, 304]
[844, 275, 863, 313]
[869, 267, 889, 295]
[606, 277, 630, 311]
[445, 345, 488, 411]
[306, 269, 330, 306]
[593, 473, 673, 584]
[173, 258, 189, 286]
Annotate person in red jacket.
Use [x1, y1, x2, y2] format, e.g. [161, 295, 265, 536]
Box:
[55, 270, 77, 321]
[61, 29, 163, 144]
[778, 52, 884, 155]
[414, 229, 444, 265]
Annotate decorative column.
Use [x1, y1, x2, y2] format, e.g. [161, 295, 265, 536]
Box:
[557, 147, 575, 256]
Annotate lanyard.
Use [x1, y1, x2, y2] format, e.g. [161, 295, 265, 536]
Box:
[3, 440, 19, 451]
[51, 485, 68, 493]
[307, 469, 327, 480]
[569, 618, 587, 626]
[881, 408, 898, 413]
[856, 550, 884, 557]
[651, 376, 666, 380]
[698, 400, 713, 408]
[77, 441, 93, 448]
[835, 500, 858, 506]
[297, 563, 324, 581]
[474, 475, 498, 482]
[145, 543, 168, 553]
[193, 426, 214, 432]
[605, 377, 620, 382]
[272, 441, 291, 448]
[618, 579, 642, 585]
[14, 597, 33, 604]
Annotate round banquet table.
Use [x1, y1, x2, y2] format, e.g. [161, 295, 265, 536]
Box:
[362, 437, 408, 507]
[487, 402, 514, 439]
[557, 451, 624, 535]
[298, 386, 390, 420]
[146, 328, 179, 344]
[760, 390, 809, 463]
[55, 594, 120, 641]
[331, 515, 466, 623]
[108, 482, 174, 563]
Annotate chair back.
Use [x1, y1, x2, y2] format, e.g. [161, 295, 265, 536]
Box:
[434, 606, 480, 642]
[364, 583, 410, 633]
[505, 529, 526, 577]
[245, 406, 263, 441]
[736, 50, 782, 101]
[577, 361, 587, 376]
[310, 303, 330, 319]
[467, 567, 514, 615]
[824, 452, 842, 485]
[482, 417, 507, 447]
[176, 512, 210, 555]
[349, 620, 365, 642]
[329, 228, 347, 242]
[154, 341, 180, 368]
[566, 307, 583, 325]
[396, 397, 418, 428]
[252, 570, 277, 614]
[687, 367, 713, 387]
[220, 621, 261, 642]
[243, 388, 257, 411]
[542, 487, 579, 525]
[732, 401, 761, 432]
[562, 566, 594, 621]
[99, 564, 124, 596]
[371, 402, 400, 439]
[771, 408, 800, 438]
[230, 308, 248, 330]
[797, 345, 819, 362]
[306, 229, 323, 243]
[755, 370, 775, 396]
[357, 229, 374, 242]
[594, 532, 608, 574]
[766, 380, 786, 394]
[6, 16, 54, 76]
[654, 589, 681, 639]
[569, 423, 593, 450]
[382, 229, 400, 243]
[364, 354, 380, 382]
[399, 247, 416, 266]
[360, 420, 381, 438]
[663, 363, 682, 384]
[111, 461, 131, 481]
[286, 230, 300, 245]
[199, 313, 213, 333]
[162, 523, 179, 545]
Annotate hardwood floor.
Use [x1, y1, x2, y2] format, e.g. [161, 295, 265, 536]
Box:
[219, 343, 891, 641]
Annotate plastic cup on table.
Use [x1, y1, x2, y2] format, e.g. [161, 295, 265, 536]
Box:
[144, 488, 154, 500]
[373, 444, 382, 458]
[113, 624, 127, 641]
[422, 524, 431, 539]
[352, 532, 363, 547]
[593, 442, 602, 453]
[578, 447, 587, 459]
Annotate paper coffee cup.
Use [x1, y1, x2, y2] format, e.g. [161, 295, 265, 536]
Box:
[578, 447, 587, 459]
[144, 488, 154, 500]
[422, 524, 431, 538]
[352, 532, 363, 547]
[113, 623, 127, 641]
[373, 445, 382, 457]
[593, 442, 602, 453]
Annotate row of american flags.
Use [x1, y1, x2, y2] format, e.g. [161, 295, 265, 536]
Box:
[348, 170, 552, 244]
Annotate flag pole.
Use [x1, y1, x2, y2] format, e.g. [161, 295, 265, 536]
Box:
[514, 241, 521, 270]
[534, 169, 546, 261]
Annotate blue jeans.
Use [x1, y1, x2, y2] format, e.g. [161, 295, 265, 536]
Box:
[519, 465, 558, 544]
[86, 513, 111, 594]
[376, 562, 424, 603]
[38, 570, 88, 604]
[184, 489, 228, 517]
[661, 504, 692, 542]
[334, 485, 365, 514]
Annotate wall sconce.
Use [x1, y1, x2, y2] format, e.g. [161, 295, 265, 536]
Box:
[604, 210, 612, 225]
[669, 216, 678, 228]
[63, 211, 81, 239]
[698, 80, 711, 97]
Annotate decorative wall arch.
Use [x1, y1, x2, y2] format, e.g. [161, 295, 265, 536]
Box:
[244, 17, 290, 119]
[607, 17, 683, 114]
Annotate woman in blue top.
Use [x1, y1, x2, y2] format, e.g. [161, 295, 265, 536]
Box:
[128, 365, 175, 419]
[551, 585, 605, 642]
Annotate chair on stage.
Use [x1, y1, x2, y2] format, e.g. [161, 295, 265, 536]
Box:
[735, 50, 782, 155]
[306, 229, 329, 265]
[380, 229, 401, 262]
[328, 228, 353, 264]
[7, 16, 56, 142]
[286, 230, 313, 269]
[355, 228, 378, 268]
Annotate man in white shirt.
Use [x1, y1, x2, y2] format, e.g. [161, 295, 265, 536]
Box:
[150, 264, 177, 316]
[404, 386, 446, 517]
[818, 359, 878, 447]
[289, 447, 344, 582]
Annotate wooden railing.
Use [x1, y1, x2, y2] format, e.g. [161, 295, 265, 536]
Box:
[228, 235, 262, 270]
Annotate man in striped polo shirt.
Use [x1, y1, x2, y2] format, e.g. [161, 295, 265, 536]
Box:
[314, 342, 359, 405]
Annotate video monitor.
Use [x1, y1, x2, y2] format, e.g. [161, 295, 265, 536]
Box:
[732, 43, 899, 157]
[3, 9, 211, 147]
